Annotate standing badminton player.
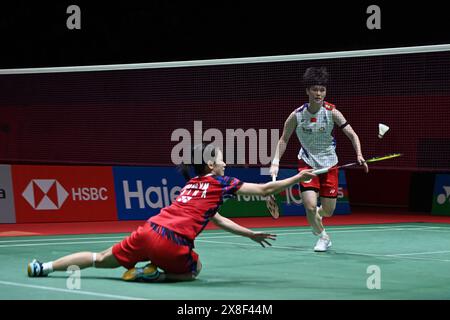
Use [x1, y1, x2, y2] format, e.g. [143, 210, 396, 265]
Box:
[270, 67, 369, 252]
[28, 144, 315, 282]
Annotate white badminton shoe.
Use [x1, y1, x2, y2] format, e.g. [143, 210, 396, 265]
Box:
[314, 237, 332, 252]
[27, 259, 48, 277]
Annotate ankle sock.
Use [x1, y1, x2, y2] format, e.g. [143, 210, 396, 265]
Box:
[42, 262, 53, 275]
[318, 230, 328, 239]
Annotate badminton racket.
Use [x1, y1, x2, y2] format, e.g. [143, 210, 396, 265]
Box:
[266, 175, 280, 219]
[311, 153, 402, 175]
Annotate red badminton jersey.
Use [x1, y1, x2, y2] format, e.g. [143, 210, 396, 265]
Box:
[149, 174, 243, 240]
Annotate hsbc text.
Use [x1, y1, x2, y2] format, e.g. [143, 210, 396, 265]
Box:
[72, 187, 108, 201]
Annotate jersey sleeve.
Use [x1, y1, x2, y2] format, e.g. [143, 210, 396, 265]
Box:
[324, 102, 336, 110]
[215, 176, 244, 197]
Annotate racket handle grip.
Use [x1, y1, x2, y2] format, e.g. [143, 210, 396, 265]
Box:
[312, 168, 329, 175]
[272, 175, 276, 182]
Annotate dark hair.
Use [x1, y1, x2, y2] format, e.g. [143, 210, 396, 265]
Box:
[303, 67, 329, 89]
[177, 143, 218, 181]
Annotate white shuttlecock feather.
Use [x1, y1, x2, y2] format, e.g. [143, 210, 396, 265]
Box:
[378, 123, 390, 138]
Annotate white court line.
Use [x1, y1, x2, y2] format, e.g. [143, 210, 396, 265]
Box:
[339, 251, 450, 263]
[392, 225, 450, 229]
[197, 240, 450, 263]
[196, 239, 334, 260]
[222, 224, 450, 233]
[197, 239, 320, 252]
[0, 225, 400, 244]
[408, 229, 450, 233]
[0, 224, 447, 245]
[200, 226, 450, 239]
[0, 280, 147, 300]
[0, 226, 448, 248]
[0, 224, 445, 243]
[0, 226, 371, 243]
[0, 236, 127, 244]
[0, 240, 120, 248]
[387, 250, 450, 257]
[203, 224, 450, 236]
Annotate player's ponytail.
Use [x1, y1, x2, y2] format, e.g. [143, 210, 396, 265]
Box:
[177, 163, 192, 181]
[177, 143, 218, 181]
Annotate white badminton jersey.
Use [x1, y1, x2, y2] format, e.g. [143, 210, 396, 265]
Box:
[295, 102, 338, 169]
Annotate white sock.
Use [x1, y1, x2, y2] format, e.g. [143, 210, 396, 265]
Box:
[318, 230, 328, 239]
[42, 262, 53, 274]
[92, 253, 97, 267]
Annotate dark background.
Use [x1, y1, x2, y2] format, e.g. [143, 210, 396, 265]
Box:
[1, 2, 450, 68]
[1, 2, 449, 211]
[2, 52, 450, 170]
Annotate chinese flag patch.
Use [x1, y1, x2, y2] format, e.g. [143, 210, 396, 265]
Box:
[310, 117, 317, 123]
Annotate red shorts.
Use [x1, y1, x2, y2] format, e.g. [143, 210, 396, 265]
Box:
[298, 159, 339, 198]
[112, 222, 199, 274]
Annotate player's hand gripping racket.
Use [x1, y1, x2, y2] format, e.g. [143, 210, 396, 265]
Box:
[311, 153, 402, 175]
[266, 175, 280, 219]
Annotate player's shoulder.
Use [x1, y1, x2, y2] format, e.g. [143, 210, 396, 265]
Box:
[324, 101, 336, 111]
[294, 103, 308, 113]
[213, 175, 239, 183]
[212, 175, 243, 188]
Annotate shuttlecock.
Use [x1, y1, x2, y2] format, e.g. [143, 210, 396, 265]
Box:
[378, 123, 389, 139]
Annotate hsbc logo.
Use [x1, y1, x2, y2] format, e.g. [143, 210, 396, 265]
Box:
[22, 180, 69, 210]
[22, 179, 109, 210]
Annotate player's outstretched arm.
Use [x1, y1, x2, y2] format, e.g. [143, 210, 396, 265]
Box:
[343, 127, 369, 173]
[332, 108, 369, 173]
[237, 169, 315, 197]
[270, 111, 297, 178]
[210, 213, 276, 247]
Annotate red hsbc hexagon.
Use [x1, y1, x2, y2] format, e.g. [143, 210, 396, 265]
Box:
[22, 179, 69, 210]
[12, 165, 117, 223]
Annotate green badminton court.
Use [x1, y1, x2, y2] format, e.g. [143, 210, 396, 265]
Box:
[1, 223, 450, 300]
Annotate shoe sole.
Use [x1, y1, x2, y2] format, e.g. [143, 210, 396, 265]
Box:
[122, 269, 140, 281]
[122, 266, 158, 281]
[314, 243, 332, 252]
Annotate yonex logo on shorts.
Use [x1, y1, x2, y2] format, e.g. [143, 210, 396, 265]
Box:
[22, 179, 69, 210]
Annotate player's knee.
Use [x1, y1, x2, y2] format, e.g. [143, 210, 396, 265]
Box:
[94, 248, 114, 268]
[91, 252, 101, 268]
[304, 205, 317, 215]
[94, 251, 106, 266]
[321, 209, 334, 217]
[321, 204, 336, 217]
